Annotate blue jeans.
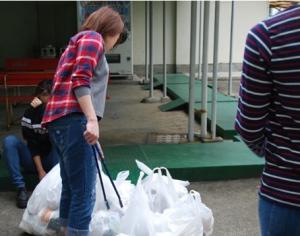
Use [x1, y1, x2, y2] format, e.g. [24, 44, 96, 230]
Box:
[259, 196, 300, 236]
[48, 113, 96, 236]
[2, 135, 58, 189]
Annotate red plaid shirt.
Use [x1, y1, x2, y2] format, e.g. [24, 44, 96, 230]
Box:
[42, 31, 104, 125]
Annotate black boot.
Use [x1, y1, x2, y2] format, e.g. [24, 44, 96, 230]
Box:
[16, 187, 28, 209]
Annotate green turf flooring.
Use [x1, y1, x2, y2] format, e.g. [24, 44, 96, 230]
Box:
[153, 73, 238, 138]
[143, 80, 163, 90]
[159, 98, 186, 112]
[0, 141, 264, 190]
[195, 101, 238, 139]
[159, 84, 236, 112]
[143, 74, 201, 90]
[103, 141, 264, 183]
[166, 83, 237, 103]
[154, 74, 202, 85]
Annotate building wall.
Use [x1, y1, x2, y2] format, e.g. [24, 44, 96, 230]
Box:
[132, 1, 269, 74]
[0, 1, 269, 74]
[0, 2, 77, 69]
[132, 1, 177, 73]
[0, 2, 38, 68]
[37, 2, 77, 50]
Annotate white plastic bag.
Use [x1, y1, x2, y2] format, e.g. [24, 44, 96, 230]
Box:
[20, 164, 61, 235]
[26, 164, 61, 215]
[163, 195, 203, 236]
[114, 171, 135, 211]
[89, 210, 121, 236]
[152, 212, 171, 234]
[45, 167, 62, 210]
[136, 160, 190, 203]
[93, 162, 124, 213]
[163, 190, 214, 236]
[136, 160, 183, 213]
[19, 209, 54, 236]
[141, 166, 179, 213]
[20, 160, 213, 236]
[190, 190, 214, 235]
[118, 172, 156, 236]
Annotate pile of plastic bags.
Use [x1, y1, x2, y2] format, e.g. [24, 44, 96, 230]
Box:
[20, 160, 214, 236]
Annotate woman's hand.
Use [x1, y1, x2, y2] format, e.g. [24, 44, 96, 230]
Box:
[38, 169, 46, 181]
[76, 94, 99, 144]
[30, 97, 42, 108]
[84, 118, 99, 144]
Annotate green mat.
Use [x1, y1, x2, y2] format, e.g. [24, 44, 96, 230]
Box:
[143, 80, 162, 90]
[195, 101, 238, 139]
[0, 142, 264, 190]
[159, 98, 186, 112]
[159, 83, 236, 113]
[143, 74, 201, 90]
[154, 74, 202, 84]
[166, 83, 237, 103]
[103, 142, 264, 183]
[152, 73, 238, 138]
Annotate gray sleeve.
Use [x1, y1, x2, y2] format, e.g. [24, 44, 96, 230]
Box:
[74, 86, 91, 98]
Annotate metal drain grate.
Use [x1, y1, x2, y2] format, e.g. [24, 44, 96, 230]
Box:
[146, 133, 188, 144]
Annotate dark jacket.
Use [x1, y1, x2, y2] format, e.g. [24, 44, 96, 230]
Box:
[21, 104, 51, 158]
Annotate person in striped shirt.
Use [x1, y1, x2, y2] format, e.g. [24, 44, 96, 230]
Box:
[42, 7, 125, 236]
[235, 4, 300, 236]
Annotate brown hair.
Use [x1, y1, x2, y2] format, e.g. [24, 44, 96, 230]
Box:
[80, 6, 124, 38]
